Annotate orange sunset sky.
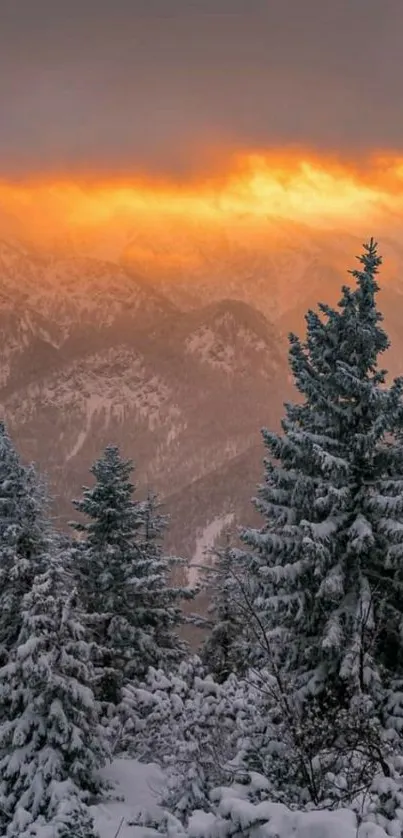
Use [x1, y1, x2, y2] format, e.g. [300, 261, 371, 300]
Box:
[1, 152, 403, 249]
[1, 2, 403, 249]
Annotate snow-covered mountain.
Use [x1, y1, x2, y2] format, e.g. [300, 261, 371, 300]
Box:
[122, 218, 403, 318]
[1, 223, 403, 571]
[0, 240, 288, 552]
[122, 219, 403, 373]
[0, 240, 175, 389]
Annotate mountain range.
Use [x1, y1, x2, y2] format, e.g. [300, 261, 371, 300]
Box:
[1, 223, 403, 605]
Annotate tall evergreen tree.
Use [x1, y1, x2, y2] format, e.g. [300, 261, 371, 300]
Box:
[71, 445, 192, 701]
[239, 240, 403, 719]
[0, 422, 51, 662]
[201, 534, 245, 682]
[133, 491, 191, 672]
[0, 559, 107, 837]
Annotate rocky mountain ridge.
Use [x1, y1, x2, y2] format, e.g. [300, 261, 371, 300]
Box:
[1, 227, 403, 579]
[0, 240, 289, 562]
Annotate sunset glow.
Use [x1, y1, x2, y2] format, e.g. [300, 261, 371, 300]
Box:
[2, 151, 403, 248]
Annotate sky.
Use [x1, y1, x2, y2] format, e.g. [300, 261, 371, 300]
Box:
[1, 0, 402, 176]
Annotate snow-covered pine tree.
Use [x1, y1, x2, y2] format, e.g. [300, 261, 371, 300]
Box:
[9, 788, 97, 838]
[71, 443, 141, 613]
[130, 490, 192, 676]
[71, 444, 144, 703]
[236, 241, 403, 801]
[71, 445, 192, 702]
[0, 559, 108, 837]
[0, 422, 51, 663]
[201, 533, 246, 682]
[125, 657, 249, 824]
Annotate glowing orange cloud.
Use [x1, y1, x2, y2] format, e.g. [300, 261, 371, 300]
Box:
[1, 151, 403, 250]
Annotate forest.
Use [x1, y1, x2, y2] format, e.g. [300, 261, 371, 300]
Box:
[0, 240, 402, 838]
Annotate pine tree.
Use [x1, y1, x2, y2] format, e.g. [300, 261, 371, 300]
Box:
[0, 559, 107, 837]
[71, 445, 192, 701]
[236, 241, 403, 797]
[201, 534, 245, 682]
[71, 444, 143, 703]
[132, 491, 191, 674]
[125, 658, 245, 824]
[0, 422, 51, 662]
[9, 790, 97, 838]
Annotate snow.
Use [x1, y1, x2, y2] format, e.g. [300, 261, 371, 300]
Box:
[6, 346, 180, 463]
[188, 514, 234, 585]
[66, 428, 89, 462]
[90, 758, 164, 838]
[89, 760, 391, 838]
[66, 393, 118, 462]
[188, 794, 390, 838]
[185, 320, 268, 374]
[186, 326, 235, 372]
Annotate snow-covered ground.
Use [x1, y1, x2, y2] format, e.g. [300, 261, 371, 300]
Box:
[91, 760, 390, 838]
[91, 758, 164, 838]
[189, 794, 389, 838]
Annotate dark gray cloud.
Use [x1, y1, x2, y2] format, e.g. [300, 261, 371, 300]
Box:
[0, 0, 402, 174]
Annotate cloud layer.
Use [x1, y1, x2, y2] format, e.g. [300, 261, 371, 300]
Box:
[1, 0, 402, 174]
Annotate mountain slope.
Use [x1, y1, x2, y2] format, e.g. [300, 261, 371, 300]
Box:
[1, 280, 288, 532]
[2, 224, 403, 571]
[0, 241, 177, 392]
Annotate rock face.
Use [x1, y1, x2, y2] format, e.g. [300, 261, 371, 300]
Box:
[1, 227, 403, 584]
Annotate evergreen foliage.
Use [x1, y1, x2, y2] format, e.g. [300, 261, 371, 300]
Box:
[134, 491, 191, 670]
[3, 241, 403, 837]
[0, 560, 108, 836]
[124, 658, 248, 822]
[239, 240, 403, 708]
[204, 240, 403, 822]
[71, 445, 192, 702]
[201, 534, 245, 682]
[0, 422, 51, 661]
[10, 789, 97, 838]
